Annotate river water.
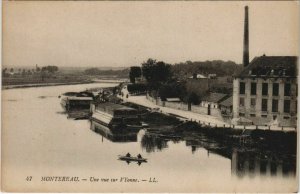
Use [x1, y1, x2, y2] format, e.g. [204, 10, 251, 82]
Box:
[2, 83, 297, 192]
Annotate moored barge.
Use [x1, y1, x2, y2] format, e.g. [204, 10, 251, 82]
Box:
[61, 96, 94, 111]
[90, 102, 142, 131]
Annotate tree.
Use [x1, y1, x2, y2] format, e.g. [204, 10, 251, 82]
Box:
[22, 69, 26, 77]
[141, 59, 172, 89]
[36, 64, 40, 72]
[141, 58, 156, 82]
[187, 92, 200, 105]
[84, 68, 100, 75]
[129, 66, 142, 83]
[41, 66, 59, 73]
[2, 68, 7, 77]
[158, 82, 186, 101]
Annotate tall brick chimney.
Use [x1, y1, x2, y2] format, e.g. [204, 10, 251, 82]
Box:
[243, 6, 249, 67]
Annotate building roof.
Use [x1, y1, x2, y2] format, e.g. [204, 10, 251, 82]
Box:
[166, 98, 181, 102]
[66, 96, 93, 101]
[202, 93, 228, 103]
[189, 74, 207, 79]
[237, 55, 298, 78]
[219, 96, 232, 107]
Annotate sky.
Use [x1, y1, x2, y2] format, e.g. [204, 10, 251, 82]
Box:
[2, 1, 299, 68]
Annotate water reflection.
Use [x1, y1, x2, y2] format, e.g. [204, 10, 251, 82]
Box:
[231, 148, 296, 178]
[141, 134, 169, 153]
[140, 129, 296, 178]
[90, 120, 139, 143]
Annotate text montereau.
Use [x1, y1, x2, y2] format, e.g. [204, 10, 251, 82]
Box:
[41, 176, 79, 182]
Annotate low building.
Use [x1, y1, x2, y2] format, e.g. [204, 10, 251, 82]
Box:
[166, 98, 181, 102]
[208, 74, 217, 79]
[201, 93, 228, 109]
[232, 55, 298, 126]
[188, 73, 207, 79]
[219, 96, 233, 117]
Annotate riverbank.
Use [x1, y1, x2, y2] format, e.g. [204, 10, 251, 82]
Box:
[123, 95, 297, 132]
[123, 101, 296, 153]
[2, 81, 94, 90]
[2, 79, 124, 90]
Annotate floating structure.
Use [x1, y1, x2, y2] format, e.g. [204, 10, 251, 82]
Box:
[90, 120, 139, 142]
[60, 96, 93, 111]
[90, 102, 142, 130]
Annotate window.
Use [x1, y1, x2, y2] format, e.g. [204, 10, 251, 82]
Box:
[250, 98, 256, 107]
[284, 83, 291, 96]
[261, 115, 267, 118]
[251, 83, 257, 95]
[240, 98, 245, 106]
[273, 83, 279, 96]
[239, 113, 245, 117]
[284, 100, 290, 113]
[262, 99, 268, 111]
[272, 99, 278, 112]
[283, 116, 290, 119]
[262, 83, 268, 96]
[250, 114, 256, 117]
[240, 82, 245, 94]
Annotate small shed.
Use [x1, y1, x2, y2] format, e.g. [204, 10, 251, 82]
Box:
[219, 96, 233, 115]
[201, 93, 228, 108]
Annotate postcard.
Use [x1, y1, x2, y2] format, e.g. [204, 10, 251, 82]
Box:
[1, 1, 298, 192]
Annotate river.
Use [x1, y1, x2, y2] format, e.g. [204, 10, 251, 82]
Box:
[2, 83, 297, 192]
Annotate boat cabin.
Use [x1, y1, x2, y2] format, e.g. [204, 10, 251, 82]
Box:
[61, 96, 93, 111]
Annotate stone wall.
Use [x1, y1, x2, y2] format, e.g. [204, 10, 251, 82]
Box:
[165, 102, 188, 111]
[191, 105, 207, 114]
[146, 93, 224, 121]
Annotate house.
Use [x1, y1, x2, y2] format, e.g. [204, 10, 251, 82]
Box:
[232, 55, 298, 126]
[219, 96, 233, 117]
[201, 93, 228, 109]
[208, 74, 217, 79]
[188, 73, 207, 79]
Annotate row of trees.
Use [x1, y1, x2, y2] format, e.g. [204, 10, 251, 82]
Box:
[129, 59, 172, 86]
[84, 68, 129, 78]
[129, 58, 202, 105]
[2, 65, 59, 78]
[171, 60, 242, 78]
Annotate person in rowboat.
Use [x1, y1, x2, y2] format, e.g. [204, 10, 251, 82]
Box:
[126, 153, 131, 157]
[137, 154, 142, 159]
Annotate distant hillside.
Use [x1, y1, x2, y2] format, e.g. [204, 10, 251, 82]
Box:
[171, 60, 243, 78]
[84, 67, 129, 78]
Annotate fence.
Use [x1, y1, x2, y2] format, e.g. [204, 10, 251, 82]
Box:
[187, 118, 297, 132]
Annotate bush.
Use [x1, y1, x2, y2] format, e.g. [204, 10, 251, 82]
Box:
[127, 83, 147, 93]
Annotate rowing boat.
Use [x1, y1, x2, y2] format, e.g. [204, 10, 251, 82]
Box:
[118, 156, 147, 162]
